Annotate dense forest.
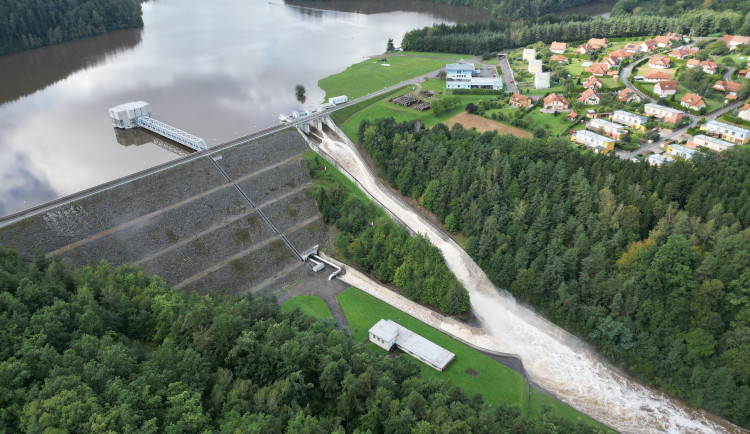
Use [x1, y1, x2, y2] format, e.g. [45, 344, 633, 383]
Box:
[307, 155, 470, 315]
[612, 0, 750, 19]
[357, 118, 750, 428]
[0, 249, 604, 433]
[0, 0, 143, 56]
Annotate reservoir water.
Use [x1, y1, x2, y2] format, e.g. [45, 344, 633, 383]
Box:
[0, 0, 489, 216]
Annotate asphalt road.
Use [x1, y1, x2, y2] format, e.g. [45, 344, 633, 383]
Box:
[497, 55, 519, 93]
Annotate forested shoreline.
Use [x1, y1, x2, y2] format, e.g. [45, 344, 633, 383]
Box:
[0, 0, 143, 57]
[357, 118, 750, 428]
[0, 249, 603, 433]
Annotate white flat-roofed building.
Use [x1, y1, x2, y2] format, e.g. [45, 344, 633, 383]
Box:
[702, 120, 750, 145]
[666, 143, 697, 159]
[522, 48, 537, 61]
[612, 110, 648, 130]
[109, 101, 151, 129]
[528, 59, 543, 73]
[368, 319, 456, 372]
[588, 118, 626, 140]
[688, 134, 736, 152]
[445, 63, 502, 90]
[534, 72, 550, 89]
[648, 154, 674, 167]
[571, 129, 615, 153]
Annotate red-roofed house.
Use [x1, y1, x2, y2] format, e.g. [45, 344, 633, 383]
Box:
[686, 59, 700, 68]
[738, 103, 750, 121]
[681, 93, 706, 111]
[624, 43, 640, 53]
[588, 38, 609, 48]
[648, 56, 672, 69]
[723, 35, 750, 50]
[549, 42, 567, 54]
[603, 56, 620, 68]
[550, 55, 569, 64]
[666, 32, 683, 41]
[738, 69, 750, 79]
[583, 76, 603, 89]
[643, 71, 672, 82]
[585, 63, 610, 76]
[574, 43, 594, 54]
[640, 40, 659, 52]
[654, 80, 678, 97]
[610, 49, 634, 58]
[618, 88, 641, 104]
[509, 93, 532, 108]
[668, 47, 698, 59]
[712, 80, 741, 99]
[653, 36, 673, 48]
[567, 112, 578, 121]
[578, 88, 601, 105]
[543, 93, 570, 111]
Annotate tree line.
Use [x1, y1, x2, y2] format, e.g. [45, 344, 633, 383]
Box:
[357, 118, 750, 428]
[307, 155, 470, 315]
[401, 10, 747, 55]
[0, 0, 143, 56]
[0, 249, 605, 433]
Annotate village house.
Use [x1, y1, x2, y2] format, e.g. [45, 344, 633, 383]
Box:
[653, 35, 673, 48]
[668, 47, 698, 59]
[737, 69, 750, 79]
[549, 41, 567, 54]
[528, 59, 543, 73]
[648, 56, 672, 69]
[583, 76, 603, 90]
[665, 32, 683, 41]
[549, 54, 568, 64]
[571, 129, 615, 153]
[522, 48, 537, 61]
[645, 103, 684, 123]
[723, 35, 750, 50]
[535, 72, 551, 89]
[686, 59, 700, 68]
[654, 80, 678, 97]
[687, 134, 736, 152]
[689, 60, 719, 74]
[618, 88, 641, 104]
[578, 88, 601, 105]
[702, 120, 750, 144]
[611, 48, 635, 58]
[603, 56, 620, 68]
[588, 38, 610, 48]
[574, 43, 595, 54]
[643, 71, 672, 82]
[738, 103, 750, 121]
[681, 93, 706, 111]
[623, 43, 641, 53]
[509, 93, 532, 108]
[588, 118, 627, 140]
[543, 93, 570, 111]
[640, 39, 659, 52]
[666, 143, 697, 159]
[712, 80, 741, 99]
[612, 110, 648, 130]
[586, 63, 610, 76]
[567, 112, 578, 122]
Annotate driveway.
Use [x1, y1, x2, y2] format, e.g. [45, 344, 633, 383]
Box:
[497, 55, 518, 93]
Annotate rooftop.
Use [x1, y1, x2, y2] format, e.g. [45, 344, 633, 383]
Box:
[645, 103, 683, 114]
[369, 320, 455, 371]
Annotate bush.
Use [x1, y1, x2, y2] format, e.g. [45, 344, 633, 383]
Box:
[466, 102, 478, 113]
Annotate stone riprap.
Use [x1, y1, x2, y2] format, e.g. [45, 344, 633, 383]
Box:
[0, 130, 329, 296]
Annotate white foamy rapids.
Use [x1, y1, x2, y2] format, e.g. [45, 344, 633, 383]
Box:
[313, 129, 745, 433]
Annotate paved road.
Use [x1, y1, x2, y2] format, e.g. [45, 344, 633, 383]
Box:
[497, 55, 518, 93]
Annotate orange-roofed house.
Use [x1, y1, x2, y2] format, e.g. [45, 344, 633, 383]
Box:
[723, 35, 750, 50]
[583, 75, 603, 89]
[701, 60, 719, 74]
[550, 55, 569, 64]
[648, 56, 672, 69]
[712, 80, 741, 99]
[549, 42, 567, 54]
[574, 43, 594, 54]
[585, 63, 610, 76]
[738, 69, 750, 79]
[640, 40, 659, 52]
[588, 38, 609, 48]
[610, 49, 634, 58]
[543, 93, 570, 111]
[618, 88, 641, 104]
[738, 103, 750, 121]
[686, 59, 700, 68]
[668, 47, 698, 59]
[681, 93, 706, 111]
[603, 56, 620, 68]
[509, 93, 532, 108]
[643, 71, 672, 82]
[623, 43, 640, 53]
[653, 36, 673, 48]
[666, 32, 683, 41]
[578, 88, 601, 105]
[654, 80, 678, 97]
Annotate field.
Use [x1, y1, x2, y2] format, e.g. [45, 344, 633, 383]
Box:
[444, 112, 533, 138]
[281, 295, 334, 319]
[526, 108, 576, 136]
[336, 287, 611, 431]
[318, 56, 450, 100]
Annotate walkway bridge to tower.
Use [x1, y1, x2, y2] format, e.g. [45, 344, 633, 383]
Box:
[109, 101, 207, 152]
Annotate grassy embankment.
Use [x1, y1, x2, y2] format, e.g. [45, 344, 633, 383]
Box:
[337, 287, 612, 431]
[280, 295, 334, 320]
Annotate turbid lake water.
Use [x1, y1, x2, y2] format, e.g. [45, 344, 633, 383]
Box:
[0, 0, 493, 216]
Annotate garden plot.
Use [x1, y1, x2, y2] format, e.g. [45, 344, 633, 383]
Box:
[0, 157, 226, 258]
[236, 158, 311, 206]
[215, 129, 308, 179]
[178, 238, 300, 295]
[138, 211, 277, 285]
[59, 186, 248, 268]
[260, 188, 319, 233]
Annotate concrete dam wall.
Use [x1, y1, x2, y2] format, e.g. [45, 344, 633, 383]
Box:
[0, 130, 330, 296]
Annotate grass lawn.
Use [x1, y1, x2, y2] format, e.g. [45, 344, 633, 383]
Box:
[337, 287, 528, 411]
[318, 56, 449, 100]
[564, 60, 588, 78]
[394, 51, 471, 60]
[337, 287, 611, 431]
[717, 53, 749, 68]
[281, 295, 334, 320]
[526, 108, 575, 136]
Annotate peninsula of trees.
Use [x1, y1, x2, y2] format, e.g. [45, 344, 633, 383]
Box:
[0, 0, 143, 56]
